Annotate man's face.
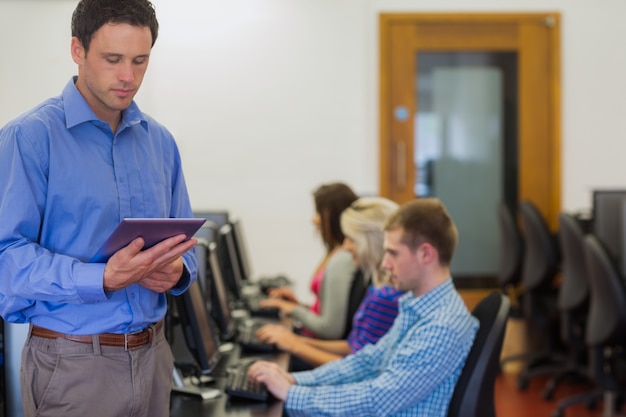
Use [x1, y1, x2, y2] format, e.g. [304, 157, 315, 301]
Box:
[72, 23, 152, 126]
[381, 228, 422, 295]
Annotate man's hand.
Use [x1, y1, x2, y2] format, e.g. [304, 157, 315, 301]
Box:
[248, 360, 295, 401]
[103, 234, 197, 292]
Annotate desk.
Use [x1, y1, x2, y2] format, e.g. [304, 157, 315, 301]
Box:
[170, 339, 289, 417]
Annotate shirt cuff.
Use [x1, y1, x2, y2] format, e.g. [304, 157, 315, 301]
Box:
[292, 370, 318, 386]
[75, 262, 109, 303]
[290, 305, 309, 321]
[169, 265, 190, 295]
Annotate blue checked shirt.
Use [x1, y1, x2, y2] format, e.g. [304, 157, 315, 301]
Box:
[286, 278, 479, 417]
[0, 77, 197, 334]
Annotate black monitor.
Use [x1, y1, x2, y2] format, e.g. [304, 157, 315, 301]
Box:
[172, 280, 222, 399]
[192, 223, 217, 297]
[174, 280, 221, 375]
[592, 189, 626, 275]
[193, 220, 218, 246]
[193, 210, 230, 230]
[229, 217, 253, 282]
[206, 241, 237, 341]
[217, 223, 246, 300]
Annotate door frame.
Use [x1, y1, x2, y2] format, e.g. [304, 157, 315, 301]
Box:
[378, 13, 561, 229]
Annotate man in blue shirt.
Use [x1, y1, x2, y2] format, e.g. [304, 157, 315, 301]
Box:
[0, 1, 197, 416]
[249, 198, 479, 417]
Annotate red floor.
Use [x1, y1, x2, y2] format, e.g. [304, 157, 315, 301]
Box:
[495, 372, 623, 417]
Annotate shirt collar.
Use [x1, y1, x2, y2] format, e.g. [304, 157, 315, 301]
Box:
[399, 278, 455, 318]
[62, 76, 148, 133]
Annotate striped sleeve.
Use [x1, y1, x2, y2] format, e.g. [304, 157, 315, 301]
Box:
[347, 285, 403, 352]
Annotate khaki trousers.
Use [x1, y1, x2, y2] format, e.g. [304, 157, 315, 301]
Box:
[21, 324, 173, 417]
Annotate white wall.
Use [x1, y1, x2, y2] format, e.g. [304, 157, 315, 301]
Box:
[2, 0, 626, 299]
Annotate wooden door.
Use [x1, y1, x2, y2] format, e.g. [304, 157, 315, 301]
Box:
[379, 13, 561, 230]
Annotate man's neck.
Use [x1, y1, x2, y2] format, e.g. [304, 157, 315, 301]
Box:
[411, 267, 450, 297]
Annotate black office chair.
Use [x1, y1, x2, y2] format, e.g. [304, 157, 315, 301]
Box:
[548, 213, 604, 417]
[341, 268, 370, 339]
[513, 200, 565, 390]
[447, 291, 510, 417]
[578, 235, 626, 417]
[497, 202, 525, 317]
[541, 213, 594, 398]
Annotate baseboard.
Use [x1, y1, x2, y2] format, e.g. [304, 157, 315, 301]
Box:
[452, 275, 499, 289]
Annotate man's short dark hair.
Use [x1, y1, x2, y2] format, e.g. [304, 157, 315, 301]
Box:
[71, 0, 159, 52]
[384, 198, 459, 266]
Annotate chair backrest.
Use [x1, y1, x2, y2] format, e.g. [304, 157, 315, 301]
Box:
[519, 200, 560, 291]
[583, 235, 626, 348]
[342, 268, 369, 339]
[557, 212, 589, 312]
[498, 202, 524, 290]
[446, 292, 511, 417]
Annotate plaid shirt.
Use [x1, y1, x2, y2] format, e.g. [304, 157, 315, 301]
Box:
[286, 279, 478, 417]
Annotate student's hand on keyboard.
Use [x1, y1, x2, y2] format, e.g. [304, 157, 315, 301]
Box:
[267, 287, 297, 303]
[256, 324, 300, 352]
[258, 298, 297, 315]
[247, 360, 295, 401]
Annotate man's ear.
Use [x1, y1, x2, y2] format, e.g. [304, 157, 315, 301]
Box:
[419, 242, 438, 265]
[70, 37, 85, 65]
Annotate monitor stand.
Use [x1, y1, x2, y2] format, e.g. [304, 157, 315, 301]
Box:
[172, 368, 222, 400]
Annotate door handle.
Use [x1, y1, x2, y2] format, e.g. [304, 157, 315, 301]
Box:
[396, 141, 406, 190]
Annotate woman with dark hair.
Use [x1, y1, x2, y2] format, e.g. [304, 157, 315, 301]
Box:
[260, 182, 358, 339]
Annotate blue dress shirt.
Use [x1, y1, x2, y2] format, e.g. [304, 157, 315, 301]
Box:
[0, 77, 197, 334]
[286, 279, 479, 417]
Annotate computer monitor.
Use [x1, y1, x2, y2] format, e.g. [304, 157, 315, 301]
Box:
[192, 224, 217, 297]
[193, 220, 218, 246]
[206, 241, 237, 341]
[229, 216, 253, 282]
[217, 223, 246, 301]
[172, 280, 222, 399]
[193, 210, 230, 230]
[194, 241, 209, 299]
[592, 189, 626, 275]
[174, 280, 221, 375]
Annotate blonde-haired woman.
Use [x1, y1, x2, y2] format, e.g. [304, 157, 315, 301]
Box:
[256, 197, 404, 367]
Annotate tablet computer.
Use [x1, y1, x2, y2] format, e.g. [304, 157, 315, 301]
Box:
[90, 218, 206, 263]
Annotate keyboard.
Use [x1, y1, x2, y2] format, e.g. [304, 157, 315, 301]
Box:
[237, 321, 276, 353]
[246, 295, 281, 319]
[257, 275, 293, 293]
[224, 359, 268, 402]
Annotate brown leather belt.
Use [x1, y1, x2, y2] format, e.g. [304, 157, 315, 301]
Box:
[31, 320, 163, 351]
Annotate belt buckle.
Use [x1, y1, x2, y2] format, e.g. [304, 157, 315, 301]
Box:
[124, 329, 143, 351]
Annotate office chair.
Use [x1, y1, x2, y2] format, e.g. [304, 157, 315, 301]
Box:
[447, 291, 510, 417]
[542, 212, 592, 399]
[548, 213, 602, 416]
[512, 200, 565, 390]
[342, 268, 370, 339]
[577, 235, 626, 417]
[497, 202, 525, 317]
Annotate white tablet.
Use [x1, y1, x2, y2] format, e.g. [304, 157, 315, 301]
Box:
[90, 218, 206, 263]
